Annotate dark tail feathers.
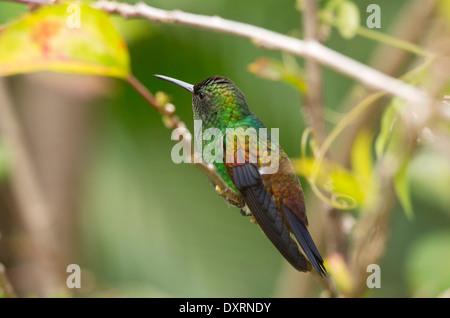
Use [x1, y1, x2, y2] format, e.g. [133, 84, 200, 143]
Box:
[283, 205, 327, 277]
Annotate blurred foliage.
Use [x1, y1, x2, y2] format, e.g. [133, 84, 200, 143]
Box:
[0, 139, 9, 182]
[293, 128, 376, 210]
[375, 97, 414, 219]
[0, 3, 130, 78]
[437, 0, 450, 25]
[248, 55, 307, 93]
[0, 0, 449, 298]
[326, 0, 361, 39]
[406, 231, 450, 297]
[325, 252, 352, 296]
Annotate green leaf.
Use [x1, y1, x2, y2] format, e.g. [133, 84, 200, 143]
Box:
[375, 98, 414, 218]
[0, 140, 9, 182]
[336, 0, 360, 39]
[394, 157, 413, 220]
[409, 149, 450, 216]
[0, 3, 130, 78]
[293, 156, 362, 209]
[375, 102, 397, 159]
[351, 129, 377, 208]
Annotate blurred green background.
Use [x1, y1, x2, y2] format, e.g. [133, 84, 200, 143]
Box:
[0, 0, 449, 297]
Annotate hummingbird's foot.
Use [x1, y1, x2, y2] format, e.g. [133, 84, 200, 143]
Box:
[216, 185, 245, 208]
[249, 215, 258, 224]
[223, 195, 243, 208]
[240, 205, 253, 216]
[240, 206, 257, 224]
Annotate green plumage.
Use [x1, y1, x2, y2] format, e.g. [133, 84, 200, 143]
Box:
[155, 74, 326, 276]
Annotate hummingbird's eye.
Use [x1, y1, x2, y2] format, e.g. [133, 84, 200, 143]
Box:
[198, 92, 207, 100]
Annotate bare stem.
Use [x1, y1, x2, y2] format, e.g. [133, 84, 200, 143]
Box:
[301, 0, 326, 143]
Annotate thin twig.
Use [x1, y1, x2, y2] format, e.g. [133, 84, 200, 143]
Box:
[91, 0, 430, 108]
[302, 0, 326, 143]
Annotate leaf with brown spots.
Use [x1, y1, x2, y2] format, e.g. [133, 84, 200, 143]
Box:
[0, 3, 130, 78]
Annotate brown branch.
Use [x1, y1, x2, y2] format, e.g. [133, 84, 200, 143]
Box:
[302, 0, 326, 144]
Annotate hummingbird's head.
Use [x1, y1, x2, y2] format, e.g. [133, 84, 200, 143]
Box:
[154, 75, 250, 123]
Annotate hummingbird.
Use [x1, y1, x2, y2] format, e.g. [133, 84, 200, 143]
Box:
[155, 74, 326, 276]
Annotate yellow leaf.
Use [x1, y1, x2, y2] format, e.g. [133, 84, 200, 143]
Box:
[0, 3, 130, 78]
[293, 156, 362, 209]
[351, 129, 377, 207]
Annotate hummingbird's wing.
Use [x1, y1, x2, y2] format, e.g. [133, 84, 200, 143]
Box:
[231, 163, 312, 273]
[268, 155, 327, 277]
[223, 122, 325, 276]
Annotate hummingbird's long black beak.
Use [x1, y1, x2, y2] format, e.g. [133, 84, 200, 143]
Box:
[154, 74, 194, 94]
